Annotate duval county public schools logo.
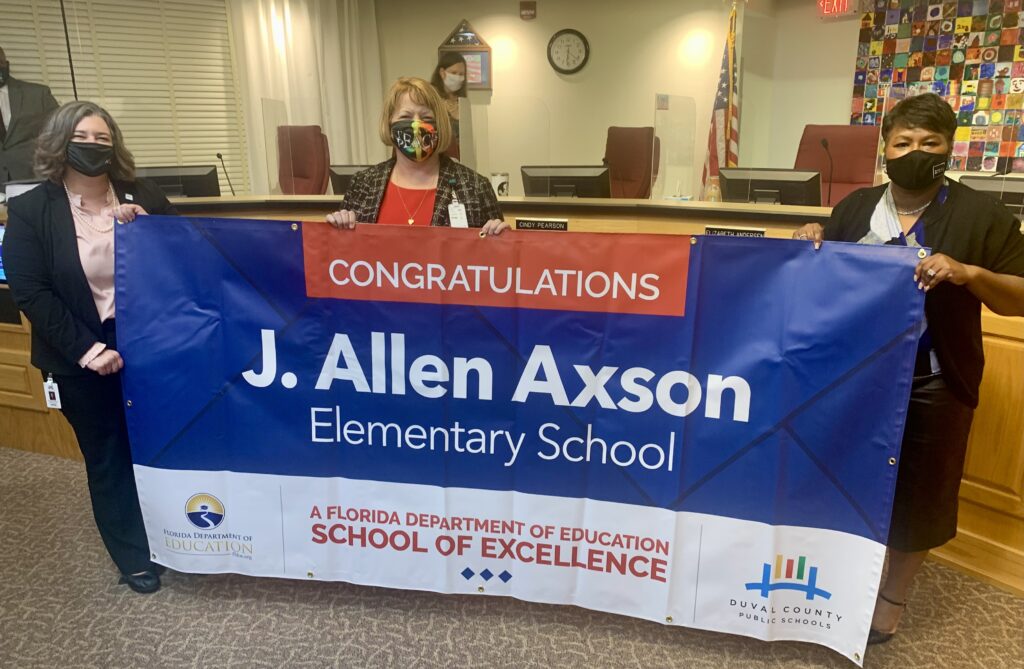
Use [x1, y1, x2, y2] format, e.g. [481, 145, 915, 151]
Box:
[185, 493, 225, 530]
[745, 554, 832, 601]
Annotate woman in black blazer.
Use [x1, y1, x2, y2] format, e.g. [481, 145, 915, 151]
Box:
[4, 101, 177, 594]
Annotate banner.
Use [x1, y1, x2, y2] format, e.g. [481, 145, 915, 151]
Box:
[116, 218, 925, 665]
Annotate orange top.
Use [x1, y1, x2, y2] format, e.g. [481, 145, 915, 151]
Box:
[377, 181, 436, 226]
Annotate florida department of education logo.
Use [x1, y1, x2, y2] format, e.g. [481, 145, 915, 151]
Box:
[745, 554, 832, 601]
[185, 493, 225, 530]
[162, 493, 252, 561]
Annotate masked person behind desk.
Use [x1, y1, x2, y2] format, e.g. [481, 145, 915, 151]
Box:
[326, 77, 507, 235]
[793, 93, 1024, 645]
[3, 101, 178, 594]
[0, 45, 59, 182]
[429, 51, 467, 160]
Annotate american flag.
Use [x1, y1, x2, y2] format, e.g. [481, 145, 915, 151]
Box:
[701, 5, 740, 193]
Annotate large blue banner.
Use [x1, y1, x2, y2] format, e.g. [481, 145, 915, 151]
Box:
[117, 217, 924, 664]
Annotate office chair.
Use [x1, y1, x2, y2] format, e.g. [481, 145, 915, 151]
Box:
[604, 127, 660, 199]
[278, 125, 331, 195]
[794, 124, 880, 207]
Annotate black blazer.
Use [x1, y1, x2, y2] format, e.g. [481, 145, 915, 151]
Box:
[0, 78, 59, 182]
[3, 178, 177, 376]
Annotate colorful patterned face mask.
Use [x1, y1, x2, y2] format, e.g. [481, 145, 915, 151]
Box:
[390, 117, 438, 162]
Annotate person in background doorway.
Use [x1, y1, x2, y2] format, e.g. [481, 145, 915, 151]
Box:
[429, 51, 467, 160]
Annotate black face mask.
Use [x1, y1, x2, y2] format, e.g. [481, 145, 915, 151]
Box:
[66, 141, 114, 177]
[885, 150, 948, 191]
[0, 63, 9, 87]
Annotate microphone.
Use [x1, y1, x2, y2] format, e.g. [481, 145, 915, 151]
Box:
[820, 138, 834, 207]
[216, 152, 236, 196]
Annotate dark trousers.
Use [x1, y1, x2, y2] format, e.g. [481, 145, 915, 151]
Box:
[51, 321, 153, 575]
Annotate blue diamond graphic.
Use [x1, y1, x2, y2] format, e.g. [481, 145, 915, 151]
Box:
[480, 569, 493, 581]
[461, 567, 475, 580]
[498, 570, 512, 583]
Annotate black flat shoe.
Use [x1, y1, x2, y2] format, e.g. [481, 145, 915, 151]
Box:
[118, 571, 161, 594]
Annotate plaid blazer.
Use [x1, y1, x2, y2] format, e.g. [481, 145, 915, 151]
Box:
[342, 156, 503, 227]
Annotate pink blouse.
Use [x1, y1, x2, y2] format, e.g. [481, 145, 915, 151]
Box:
[65, 184, 118, 367]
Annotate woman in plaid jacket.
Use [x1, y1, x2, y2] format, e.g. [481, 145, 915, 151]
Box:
[327, 77, 507, 235]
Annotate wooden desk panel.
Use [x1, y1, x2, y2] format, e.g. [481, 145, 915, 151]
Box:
[0, 288, 80, 459]
[167, 195, 828, 235]
[931, 312, 1024, 595]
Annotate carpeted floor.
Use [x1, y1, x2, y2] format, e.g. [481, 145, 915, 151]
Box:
[1, 446, 1021, 669]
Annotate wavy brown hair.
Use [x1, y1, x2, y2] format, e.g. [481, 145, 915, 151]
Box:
[34, 100, 135, 183]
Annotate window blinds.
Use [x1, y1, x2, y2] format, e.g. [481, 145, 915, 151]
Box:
[0, 0, 249, 195]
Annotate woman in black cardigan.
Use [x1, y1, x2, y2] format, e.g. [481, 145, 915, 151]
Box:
[793, 94, 1024, 643]
[4, 100, 177, 593]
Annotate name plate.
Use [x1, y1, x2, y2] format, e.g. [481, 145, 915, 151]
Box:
[704, 225, 766, 238]
[516, 218, 569, 232]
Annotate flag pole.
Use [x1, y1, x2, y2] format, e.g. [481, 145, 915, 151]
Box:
[726, 1, 738, 168]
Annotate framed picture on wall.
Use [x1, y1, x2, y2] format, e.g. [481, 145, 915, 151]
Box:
[439, 19, 492, 91]
[458, 50, 491, 89]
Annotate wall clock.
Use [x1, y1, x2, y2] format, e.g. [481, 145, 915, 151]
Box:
[547, 29, 590, 75]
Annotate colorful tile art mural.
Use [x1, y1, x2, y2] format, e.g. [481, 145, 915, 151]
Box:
[853, 0, 1024, 172]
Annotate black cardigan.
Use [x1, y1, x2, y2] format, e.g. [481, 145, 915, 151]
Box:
[824, 180, 1024, 407]
[3, 178, 178, 376]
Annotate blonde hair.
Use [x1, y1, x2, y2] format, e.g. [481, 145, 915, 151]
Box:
[34, 100, 135, 183]
[378, 77, 453, 155]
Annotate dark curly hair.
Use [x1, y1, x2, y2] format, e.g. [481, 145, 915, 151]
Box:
[881, 93, 957, 145]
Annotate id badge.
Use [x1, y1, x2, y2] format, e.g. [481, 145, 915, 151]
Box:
[448, 195, 469, 228]
[44, 374, 62, 409]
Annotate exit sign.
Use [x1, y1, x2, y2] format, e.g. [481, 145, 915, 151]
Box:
[818, 0, 856, 18]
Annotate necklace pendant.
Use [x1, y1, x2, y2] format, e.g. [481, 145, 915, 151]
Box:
[408, 218, 415, 225]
